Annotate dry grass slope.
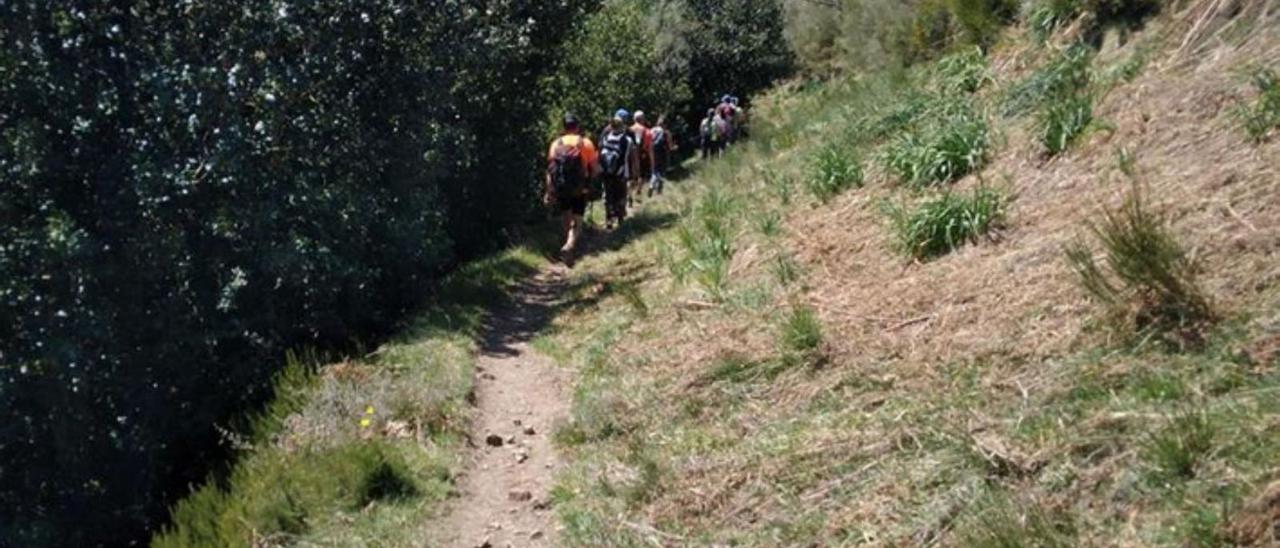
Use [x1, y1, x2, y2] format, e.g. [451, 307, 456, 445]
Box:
[538, 3, 1280, 546]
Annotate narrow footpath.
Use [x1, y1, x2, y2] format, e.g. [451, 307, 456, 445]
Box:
[441, 267, 572, 548]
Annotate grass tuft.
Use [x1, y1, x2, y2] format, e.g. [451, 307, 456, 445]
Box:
[1237, 67, 1280, 142]
[1001, 44, 1092, 117]
[953, 489, 1077, 547]
[1144, 409, 1215, 481]
[883, 101, 990, 187]
[1064, 185, 1214, 348]
[936, 46, 992, 94]
[779, 304, 824, 357]
[806, 144, 864, 203]
[884, 187, 1005, 259]
[1039, 92, 1095, 156]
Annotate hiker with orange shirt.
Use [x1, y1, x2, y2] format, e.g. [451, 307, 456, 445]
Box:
[545, 113, 600, 267]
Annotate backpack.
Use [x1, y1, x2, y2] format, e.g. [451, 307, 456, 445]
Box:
[549, 137, 587, 196]
[632, 126, 650, 163]
[651, 127, 667, 152]
[599, 130, 628, 177]
[701, 118, 717, 142]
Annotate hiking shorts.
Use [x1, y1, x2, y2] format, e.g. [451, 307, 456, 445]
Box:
[557, 193, 586, 216]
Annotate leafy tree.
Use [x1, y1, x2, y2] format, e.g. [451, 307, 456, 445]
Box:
[0, 1, 588, 545]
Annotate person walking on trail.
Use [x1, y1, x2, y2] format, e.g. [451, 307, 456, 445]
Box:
[648, 114, 675, 197]
[630, 111, 655, 206]
[711, 108, 729, 157]
[597, 112, 635, 231]
[699, 108, 718, 160]
[545, 113, 600, 267]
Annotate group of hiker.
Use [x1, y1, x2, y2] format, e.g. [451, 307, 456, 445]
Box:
[543, 109, 671, 266]
[544, 96, 744, 266]
[699, 94, 745, 159]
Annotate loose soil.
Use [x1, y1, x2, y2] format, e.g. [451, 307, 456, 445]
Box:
[439, 268, 572, 548]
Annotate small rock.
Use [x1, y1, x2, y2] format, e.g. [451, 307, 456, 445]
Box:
[508, 489, 533, 502]
[513, 419, 522, 426]
[485, 434, 504, 447]
[505, 435, 517, 445]
[515, 450, 530, 464]
[522, 426, 537, 436]
[475, 539, 492, 548]
[531, 530, 544, 540]
[481, 373, 496, 381]
[532, 499, 552, 511]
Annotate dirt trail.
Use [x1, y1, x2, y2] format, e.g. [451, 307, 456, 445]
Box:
[440, 267, 572, 548]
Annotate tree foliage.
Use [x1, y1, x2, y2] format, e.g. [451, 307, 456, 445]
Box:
[0, 1, 591, 545]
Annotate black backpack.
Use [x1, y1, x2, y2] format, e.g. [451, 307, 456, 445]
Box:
[549, 137, 587, 196]
[599, 130, 628, 177]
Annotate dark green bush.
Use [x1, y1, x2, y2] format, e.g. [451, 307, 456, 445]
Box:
[0, 2, 592, 545]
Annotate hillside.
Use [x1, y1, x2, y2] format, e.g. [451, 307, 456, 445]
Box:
[139, 0, 1279, 546]
[534, 4, 1280, 547]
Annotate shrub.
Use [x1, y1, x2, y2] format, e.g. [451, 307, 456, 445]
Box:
[806, 144, 865, 203]
[1237, 67, 1280, 142]
[1039, 92, 1095, 155]
[1064, 185, 1215, 347]
[883, 100, 991, 186]
[1001, 44, 1093, 117]
[936, 46, 993, 94]
[1027, 0, 1162, 43]
[906, 0, 1020, 62]
[884, 187, 1005, 259]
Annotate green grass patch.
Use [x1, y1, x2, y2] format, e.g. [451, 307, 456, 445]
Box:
[883, 97, 990, 186]
[1039, 92, 1095, 156]
[953, 489, 1078, 547]
[936, 46, 992, 94]
[1144, 409, 1215, 481]
[806, 144, 865, 203]
[779, 304, 824, 355]
[1001, 44, 1092, 117]
[884, 187, 1005, 259]
[155, 441, 441, 547]
[673, 187, 737, 300]
[1237, 67, 1280, 142]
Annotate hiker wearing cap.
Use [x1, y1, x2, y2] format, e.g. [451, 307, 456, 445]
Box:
[597, 111, 636, 230]
[649, 114, 675, 196]
[546, 113, 601, 266]
[630, 111, 655, 205]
